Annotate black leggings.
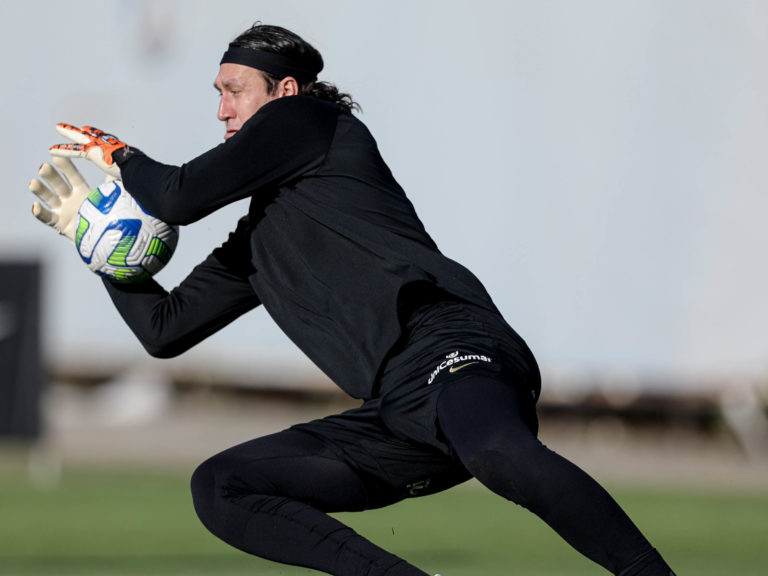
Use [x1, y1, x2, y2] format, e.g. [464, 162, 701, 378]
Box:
[190, 377, 673, 576]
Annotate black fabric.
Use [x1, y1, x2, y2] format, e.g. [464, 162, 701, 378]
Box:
[190, 428, 433, 576]
[110, 96, 499, 398]
[437, 377, 673, 576]
[220, 46, 318, 82]
[190, 374, 673, 576]
[187, 299, 671, 576]
[104, 94, 675, 575]
[376, 298, 541, 452]
[103, 217, 260, 358]
[290, 397, 472, 505]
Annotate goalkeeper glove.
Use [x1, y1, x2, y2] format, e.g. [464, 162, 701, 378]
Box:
[49, 123, 127, 179]
[29, 156, 97, 242]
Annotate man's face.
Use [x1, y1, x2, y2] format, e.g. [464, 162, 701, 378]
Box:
[214, 63, 278, 140]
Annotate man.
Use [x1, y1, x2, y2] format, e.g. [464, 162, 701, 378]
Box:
[31, 23, 675, 576]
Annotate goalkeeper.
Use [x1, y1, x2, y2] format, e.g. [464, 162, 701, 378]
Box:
[32, 23, 676, 576]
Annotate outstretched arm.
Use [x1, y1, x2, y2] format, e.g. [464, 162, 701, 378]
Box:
[103, 216, 260, 358]
[50, 97, 338, 226]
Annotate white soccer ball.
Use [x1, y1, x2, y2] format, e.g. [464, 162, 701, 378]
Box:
[74, 180, 179, 282]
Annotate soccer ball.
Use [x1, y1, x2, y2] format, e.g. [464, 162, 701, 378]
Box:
[74, 180, 179, 282]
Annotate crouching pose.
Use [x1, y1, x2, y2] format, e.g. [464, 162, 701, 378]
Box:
[31, 22, 675, 576]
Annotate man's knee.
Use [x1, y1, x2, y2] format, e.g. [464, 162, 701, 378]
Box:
[463, 448, 525, 505]
[462, 435, 554, 509]
[190, 447, 286, 528]
[190, 456, 220, 530]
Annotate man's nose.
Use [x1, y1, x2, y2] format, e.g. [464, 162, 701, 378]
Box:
[217, 97, 233, 121]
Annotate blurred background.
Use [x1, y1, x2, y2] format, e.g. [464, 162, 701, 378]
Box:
[1, 0, 767, 550]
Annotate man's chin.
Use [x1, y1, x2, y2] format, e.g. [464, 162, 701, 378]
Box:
[224, 130, 238, 140]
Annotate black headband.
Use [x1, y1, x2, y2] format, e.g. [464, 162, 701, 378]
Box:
[220, 46, 317, 83]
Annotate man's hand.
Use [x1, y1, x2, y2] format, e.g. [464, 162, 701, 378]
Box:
[49, 123, 126, 179]
[29, 156, 94, 242]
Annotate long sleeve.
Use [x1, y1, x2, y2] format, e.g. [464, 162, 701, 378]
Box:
[106, 97, 499, 398]
[103, 216, 260, 357]
[114, 97, 339, 225]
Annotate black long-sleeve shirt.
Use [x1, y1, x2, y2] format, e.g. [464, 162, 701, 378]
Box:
[104, 95, 499, 399]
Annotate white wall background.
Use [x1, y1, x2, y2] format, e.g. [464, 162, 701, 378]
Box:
[1, 0, 767, 390]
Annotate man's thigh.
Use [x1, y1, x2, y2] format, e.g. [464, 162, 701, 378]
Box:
[291, 398, 471, 509]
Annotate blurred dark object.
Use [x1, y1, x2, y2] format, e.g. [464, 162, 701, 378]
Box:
[0, 261, 43, 439]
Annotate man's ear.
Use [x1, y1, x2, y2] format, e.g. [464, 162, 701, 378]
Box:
[277, 76, 300, 97]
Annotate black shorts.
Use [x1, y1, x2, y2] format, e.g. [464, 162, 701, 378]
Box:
[291, 300, 540, 506]
[377, 299, 540, 450]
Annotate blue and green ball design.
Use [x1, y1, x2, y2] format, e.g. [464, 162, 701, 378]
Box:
[74, 181, 179, 282]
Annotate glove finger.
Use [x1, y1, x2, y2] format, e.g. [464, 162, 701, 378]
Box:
[32, 201, 59, 228]
[81, 126, 105, 138]
[55, 123, 92, 145]
[29, 177, 62, 209]
[82, 126, 123, 148]
[37, 161, 72, 200]
[52, 155, 90, 191]
[49, 143, 88, 160]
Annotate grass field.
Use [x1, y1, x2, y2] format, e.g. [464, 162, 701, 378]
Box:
[1, 460, 766, 576]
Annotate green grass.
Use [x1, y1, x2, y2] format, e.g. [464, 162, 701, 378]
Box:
[0, 460, 766, 576]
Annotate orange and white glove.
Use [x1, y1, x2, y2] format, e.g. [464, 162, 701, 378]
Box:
[49, 123, 127, 179]
[29, 156, 95, 242]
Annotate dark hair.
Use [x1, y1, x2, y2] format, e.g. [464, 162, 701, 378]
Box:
[230, 23, 360, 112]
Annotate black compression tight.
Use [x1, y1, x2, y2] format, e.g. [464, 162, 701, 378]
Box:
[190, 378, 674, 576]
[190, 430, 424, 576]
[437, 377, 674, 576]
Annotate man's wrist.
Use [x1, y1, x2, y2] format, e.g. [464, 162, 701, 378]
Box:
[112, 145, 145, 166]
